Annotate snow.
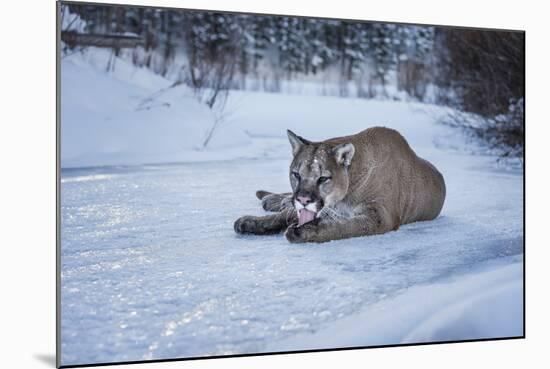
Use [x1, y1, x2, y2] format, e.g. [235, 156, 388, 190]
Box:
[61, 48, 252, 168]
[61, 49, 434, 169]
[269, 258, 523, 351]
[60, 51, 524, 366]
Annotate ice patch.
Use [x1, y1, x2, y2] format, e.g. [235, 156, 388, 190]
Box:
[61, 174, 116, 183]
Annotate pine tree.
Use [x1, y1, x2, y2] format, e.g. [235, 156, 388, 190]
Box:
[368, 23, 398, 89]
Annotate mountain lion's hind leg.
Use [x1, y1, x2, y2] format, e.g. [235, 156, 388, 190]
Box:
[256, 190, 293, 212]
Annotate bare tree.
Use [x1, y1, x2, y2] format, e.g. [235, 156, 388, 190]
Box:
[193, 56, 238, 148]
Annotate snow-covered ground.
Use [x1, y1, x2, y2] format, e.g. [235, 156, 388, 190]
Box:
[60, 50, 524, 366]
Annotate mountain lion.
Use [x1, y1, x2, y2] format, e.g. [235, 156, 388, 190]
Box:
[234, 127, 446, 243]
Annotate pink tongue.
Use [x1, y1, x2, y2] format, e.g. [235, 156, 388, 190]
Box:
[298, 209, 316, 226]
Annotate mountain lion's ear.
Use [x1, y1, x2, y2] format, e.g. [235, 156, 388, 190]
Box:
[287, 130, 309, 156]
[333, 143, 355, 167]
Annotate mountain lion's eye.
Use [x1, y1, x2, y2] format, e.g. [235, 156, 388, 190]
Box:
[318, 176, 331, 184]
[292, 172, 301, 180]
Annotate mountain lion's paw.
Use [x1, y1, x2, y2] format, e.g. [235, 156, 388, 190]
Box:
[234, 216, 259, 234]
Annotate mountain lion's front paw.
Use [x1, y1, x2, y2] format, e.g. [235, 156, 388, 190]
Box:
[234, 216, 260, 234]
[285, 223, 317, 243]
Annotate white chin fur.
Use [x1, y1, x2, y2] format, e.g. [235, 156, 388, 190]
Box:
[295, 200, 318, 213]
[305, 203, 317, 212]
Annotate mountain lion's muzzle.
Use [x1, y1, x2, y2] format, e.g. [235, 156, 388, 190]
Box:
[293, 194, 324, 226]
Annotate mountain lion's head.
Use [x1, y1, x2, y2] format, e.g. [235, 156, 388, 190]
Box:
[287, 130, 355, 226]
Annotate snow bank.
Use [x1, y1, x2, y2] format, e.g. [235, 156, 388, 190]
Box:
[62, 47, 462, 169]
[61, 49, 252, 168]
[269, 259, 523, 351]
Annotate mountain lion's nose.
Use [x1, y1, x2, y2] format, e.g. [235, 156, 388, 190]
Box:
[297, 196, 312, 205]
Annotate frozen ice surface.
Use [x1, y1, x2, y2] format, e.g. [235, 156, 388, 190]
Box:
[60, 151, 523, 365]
[60, 52, 523, 366]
